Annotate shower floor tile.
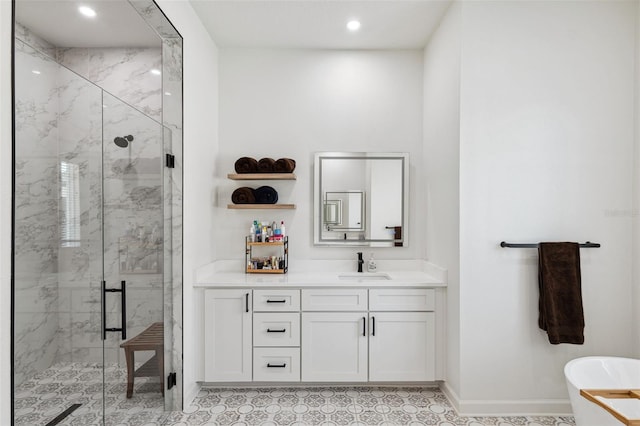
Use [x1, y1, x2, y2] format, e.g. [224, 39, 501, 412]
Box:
[14, 362, 165, 426]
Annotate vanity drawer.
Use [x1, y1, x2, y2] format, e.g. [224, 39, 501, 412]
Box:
[253, 348, 300, 382]
[302, 289, 368, 311]
[253, 289, 300, 312]
[369, 289, 435, 311]
[253, 313, 300, 347]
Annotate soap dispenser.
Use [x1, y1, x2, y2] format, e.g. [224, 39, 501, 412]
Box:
[367, 253, 377, 273]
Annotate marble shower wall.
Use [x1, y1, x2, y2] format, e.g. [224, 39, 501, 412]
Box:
[55, 64, 110, 366]
[14, 40, 64, 385]
[57, 47, 162, 122]
[101, 91, 164, 367]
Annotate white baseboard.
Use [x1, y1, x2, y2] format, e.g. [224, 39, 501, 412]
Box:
[184, 381, 202, 409]
[440, 382, 573, 416]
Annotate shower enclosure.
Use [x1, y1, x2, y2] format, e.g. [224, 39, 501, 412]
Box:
[12, 0, 183, 424]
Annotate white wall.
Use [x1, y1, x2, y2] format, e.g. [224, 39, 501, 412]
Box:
[0, 1, 12, 423]
[422, 0, 462, 405]
[458, 0, 636, 414]
[155, 0, 219, 407]
[217, 49, 424, 262]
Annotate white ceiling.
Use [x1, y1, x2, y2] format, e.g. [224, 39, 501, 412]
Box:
[189, 0, 453, 50]
[15, 0, 161, 48]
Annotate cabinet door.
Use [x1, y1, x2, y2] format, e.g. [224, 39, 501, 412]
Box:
[204, 289, 252, 382]
[369, 312, 435, 381]
[301, 312, 368, 382]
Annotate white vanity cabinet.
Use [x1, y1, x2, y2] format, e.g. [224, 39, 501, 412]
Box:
[204, 289, 252, 382]
[301, 288, 436, 382]
[369, 289, 436, 381]
[202, 285, 442, 384]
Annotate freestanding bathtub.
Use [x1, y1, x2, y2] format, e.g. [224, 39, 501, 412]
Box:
[565, 356, 640, 426]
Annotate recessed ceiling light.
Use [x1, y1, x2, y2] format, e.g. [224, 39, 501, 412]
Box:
[150, 69, 161, 76]
[164, 92, 172, 96]
[78, 6, 97, 18]
[347, 20, 361, 31]
[32, 70, 41, 75]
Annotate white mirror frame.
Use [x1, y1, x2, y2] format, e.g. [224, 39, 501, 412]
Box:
[313, 152, 409, 247]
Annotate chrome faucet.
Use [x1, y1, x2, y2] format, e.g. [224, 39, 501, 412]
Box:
[357, 252, 364, 273]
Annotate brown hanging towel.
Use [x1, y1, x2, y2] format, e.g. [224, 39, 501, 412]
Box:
[538, 242, 585, 344]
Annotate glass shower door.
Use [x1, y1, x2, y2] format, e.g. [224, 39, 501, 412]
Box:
[101, 92, 166, 422]
[13, 40, 108, 425]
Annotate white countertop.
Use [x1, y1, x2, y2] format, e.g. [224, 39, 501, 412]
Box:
[195, 260, 447, 288]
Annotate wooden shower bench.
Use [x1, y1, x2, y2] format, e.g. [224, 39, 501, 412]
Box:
[120, 322, 164, 398]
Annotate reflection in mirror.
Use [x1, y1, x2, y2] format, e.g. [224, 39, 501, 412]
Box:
[324, 191, 364, 231]
[314, 152, 409, 247]
[324, 199, 342, 225]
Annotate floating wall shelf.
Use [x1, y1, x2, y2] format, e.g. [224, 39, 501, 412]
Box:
[227, 204, 296, 210]
[227, 173, 297, 180]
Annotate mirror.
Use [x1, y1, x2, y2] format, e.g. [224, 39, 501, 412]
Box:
[314, 152, 409, 247]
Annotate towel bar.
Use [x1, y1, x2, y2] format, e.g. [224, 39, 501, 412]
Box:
[500, 241, 600, 248]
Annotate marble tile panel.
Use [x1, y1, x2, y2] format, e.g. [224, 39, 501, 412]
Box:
[130, 0, 181, 39]
[15, 22, 56, 58]
[13, 312, 59, 385]
[58, 47, 163, 121]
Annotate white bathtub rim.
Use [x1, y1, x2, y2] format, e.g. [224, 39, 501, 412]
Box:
[565, 356, 640, 388]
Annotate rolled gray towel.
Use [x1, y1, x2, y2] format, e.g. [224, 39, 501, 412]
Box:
[274, 158, 296, 173]
[231, 187, 256, 204]
[254, 186, 278, 204]
[234, 157, 258, 174]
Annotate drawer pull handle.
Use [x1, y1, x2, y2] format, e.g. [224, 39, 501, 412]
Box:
[267, 363, 287, 368]
[266, 299, 287, 303]
[362, 317, 366, 337]
[372, 316, 376, 336]
[267, 328, 286, 333]
[245, 293, 249, 313]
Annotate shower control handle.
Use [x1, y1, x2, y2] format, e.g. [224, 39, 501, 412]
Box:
[102, 280, 127, 340]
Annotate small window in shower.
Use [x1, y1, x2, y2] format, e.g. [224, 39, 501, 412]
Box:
[60, 161, 81, 247]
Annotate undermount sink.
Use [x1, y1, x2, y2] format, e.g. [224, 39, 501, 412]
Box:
[338, 272, 391, 281]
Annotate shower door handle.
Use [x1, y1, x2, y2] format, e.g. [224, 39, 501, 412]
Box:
[103, 280, 127, 340]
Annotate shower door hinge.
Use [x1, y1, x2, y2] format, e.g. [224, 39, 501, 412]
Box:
[167, 372, 177, 390]
[165, 154, 175, 168]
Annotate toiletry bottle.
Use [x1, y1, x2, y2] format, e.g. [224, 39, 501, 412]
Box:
[367, 253, 377, 272]
[249, 223, 255, 242]
[255, 221, 261, 242]
[281, 221, 286, 238]
[274, 221, 282, 241]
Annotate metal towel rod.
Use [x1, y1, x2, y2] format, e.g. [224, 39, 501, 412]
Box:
[500, 241, 601, 248]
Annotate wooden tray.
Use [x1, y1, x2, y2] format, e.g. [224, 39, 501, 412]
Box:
[581, 388, 640, 426]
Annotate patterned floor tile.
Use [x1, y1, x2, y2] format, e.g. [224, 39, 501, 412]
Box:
[13, 365, 577, 426]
